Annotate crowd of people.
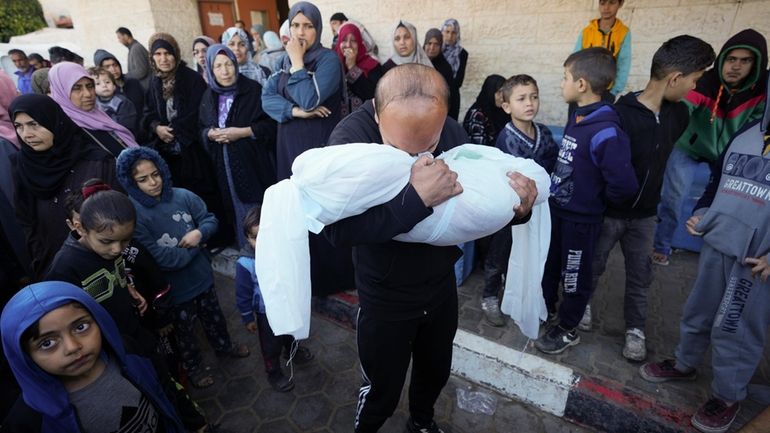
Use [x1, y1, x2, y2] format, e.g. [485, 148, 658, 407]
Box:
[0, 0, 769, 432]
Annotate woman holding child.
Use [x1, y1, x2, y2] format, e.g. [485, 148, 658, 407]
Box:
[10, 94, 118, 279]
[199, 44, 277, 248]
[49, 62, 139, 157]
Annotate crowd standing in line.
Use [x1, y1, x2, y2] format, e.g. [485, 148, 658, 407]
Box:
[0, 0, 769, 432]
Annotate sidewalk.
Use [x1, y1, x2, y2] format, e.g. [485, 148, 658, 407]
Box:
[208, 246, 770, 432]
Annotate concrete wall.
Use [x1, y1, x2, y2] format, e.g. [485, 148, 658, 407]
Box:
[303, 0, 770, 126]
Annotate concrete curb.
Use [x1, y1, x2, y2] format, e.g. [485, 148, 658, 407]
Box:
[212, 251, 696, 433]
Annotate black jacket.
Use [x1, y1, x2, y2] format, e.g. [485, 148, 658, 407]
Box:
[143, 63, 206, 149]
[606, 92, 689, 219]
[199, 76, 277, 204]
[324, 100, 468, 320]
[431, 53, 461, 121]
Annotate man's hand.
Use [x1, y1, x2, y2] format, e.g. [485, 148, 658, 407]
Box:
[508, 172, 537, 217]
[178, 229, 203, 248]
[745, 255, 770, 282]
[410, 155, 463, 207]
[156, 125, 175, 143]
[685, 215, 704, 236]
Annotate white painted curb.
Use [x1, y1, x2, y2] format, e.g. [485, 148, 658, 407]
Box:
[451, 329, 578, 417]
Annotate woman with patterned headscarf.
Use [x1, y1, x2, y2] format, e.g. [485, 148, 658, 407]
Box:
[144, 32, 233, 248]
[262, 1, 353, 297]
[222, 26, 270, 86]
[382, 20, 433, 73]
[441, 18, 469, 119]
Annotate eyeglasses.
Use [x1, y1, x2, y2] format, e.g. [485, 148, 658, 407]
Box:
[724, 55, 754, 66]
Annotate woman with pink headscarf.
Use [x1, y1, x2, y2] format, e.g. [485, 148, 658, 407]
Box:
[49, 62, 138, 157]
[334, 22, 382, 112]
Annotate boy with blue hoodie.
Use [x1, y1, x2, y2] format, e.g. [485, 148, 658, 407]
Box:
[0, 281, 194, 432]
[535, 47, 638, 355]
[116, 147, 249, 389]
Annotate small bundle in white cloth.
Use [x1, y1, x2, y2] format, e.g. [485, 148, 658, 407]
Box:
[256, 143, 550, 339]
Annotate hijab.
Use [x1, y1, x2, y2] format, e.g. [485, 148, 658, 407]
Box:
[334, 23, 379, 77]
[31, 68, 50, 95]
[471, 74, 508, 133]
[10, 94, 108, 199]
[424, 28, 443, 59]
[263, 31, 282, 51]
[148, 33, 182, 100]
[441, 18, 463, 77]
[0, 71, 19, 148]
[281, 1, 326, 70]
[48, 62, 138, 148]
[205, 44, 239, 95]
[389, 21, 433, 68]
[222, 27, 250, 51]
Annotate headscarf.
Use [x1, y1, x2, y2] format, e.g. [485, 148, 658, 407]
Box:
[424, 28, 443, 59]
[148, 33, 182, 100]
[282, 1, 325, 69]
[334, 23, 379, 77]
[10, 94, 107, 199]
[48, 62, 138, 148]
[0, 71, 19, 148]
[441, 18, 463, 77]
[222, 27, 250, 51]
[192, 35, 217, 80]
[389, 21, 433, 68]
[1, 281, 186, 433]
[205, 44, 239, 95]
[263, 31, 282, 51]
[31, 68, 50, 95]
[251, 24, 266, 39]
[340, 20, 379, 58]
[279, 19, 291, 42]
[471, 74, 508, 133]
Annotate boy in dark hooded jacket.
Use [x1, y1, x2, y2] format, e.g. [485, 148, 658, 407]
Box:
[653, 29, 768, 266]
[582, 36, 715, 362]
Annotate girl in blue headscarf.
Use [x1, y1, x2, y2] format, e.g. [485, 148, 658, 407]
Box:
[199, 44, 277, 247]
[0, 281, 188, 432]
[261, 1, 353, 297]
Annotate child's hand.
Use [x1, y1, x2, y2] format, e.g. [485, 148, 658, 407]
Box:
[744, 255, 770, 282]
[126, 283, 148, 316]
[178, 229, 202, 248]
[245, 322, 257, 334]
[685, 215, 704, 236]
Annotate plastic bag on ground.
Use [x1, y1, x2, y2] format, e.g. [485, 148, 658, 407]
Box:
[456, 386, 498, 415]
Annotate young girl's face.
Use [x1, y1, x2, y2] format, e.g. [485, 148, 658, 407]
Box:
[246, 225, 259, 249]
[78, 221, 135, 260]
[394, 26, 415, 57]
[503, 83, 540, 123]
[93, 74, 116, 99]
[26, 303, 104, 391]
[133, 160, 163, 199]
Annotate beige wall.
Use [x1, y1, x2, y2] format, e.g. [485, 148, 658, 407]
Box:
[303, 0, 770, 126]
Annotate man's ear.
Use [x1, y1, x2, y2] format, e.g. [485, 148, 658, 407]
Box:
[667, 71, 685, 89]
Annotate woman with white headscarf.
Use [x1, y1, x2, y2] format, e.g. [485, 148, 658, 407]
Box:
[222, 27, 271, 86]
[441, 18, 468, 119]
[382, 21, 433, 73]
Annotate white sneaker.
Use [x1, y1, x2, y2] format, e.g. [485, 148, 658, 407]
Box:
[623, 328, 647, 361]
[577, 305, 592, 331]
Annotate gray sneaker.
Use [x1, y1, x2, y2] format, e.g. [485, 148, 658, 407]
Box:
[481, 296, 505, 327]
[578, 304, 592, 331]
[622, 328, 647, 361]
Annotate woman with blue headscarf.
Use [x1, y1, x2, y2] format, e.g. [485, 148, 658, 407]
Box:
[441, 18, 468, 120]
[262, 1, 353, 297]
[199, 44, 277, 247]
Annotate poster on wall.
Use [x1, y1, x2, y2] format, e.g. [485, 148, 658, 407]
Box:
[208, 12, 224, 26]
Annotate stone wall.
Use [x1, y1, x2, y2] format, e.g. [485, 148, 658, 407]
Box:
[303, 0, 770, 126]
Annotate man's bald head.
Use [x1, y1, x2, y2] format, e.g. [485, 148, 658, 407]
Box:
[374, 64, 449, 115]
[374, 64, 449, 155]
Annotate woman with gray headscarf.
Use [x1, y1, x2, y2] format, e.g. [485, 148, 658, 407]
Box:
[382, 20, 433, 73]
[222, 26, 271, 86]
[441, 18, 468, 119]
[424, 28, 460, 120]
[258, 30, 286, 73]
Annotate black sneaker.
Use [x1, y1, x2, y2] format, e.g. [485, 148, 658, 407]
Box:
[534, 325, 580, 354]
[405, 417, 444, 433]
[267, 370, 294, 392]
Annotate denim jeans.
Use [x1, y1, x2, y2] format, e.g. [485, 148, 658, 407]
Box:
[653, 147, 708, 256]
[591, 216, 656, 330]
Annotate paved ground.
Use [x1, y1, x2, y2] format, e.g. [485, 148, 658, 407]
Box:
[456, 246, 770, 432]
[187, 274, 593, 433]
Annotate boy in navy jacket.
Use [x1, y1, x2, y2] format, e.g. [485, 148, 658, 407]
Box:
[535, 47, 638, 355]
